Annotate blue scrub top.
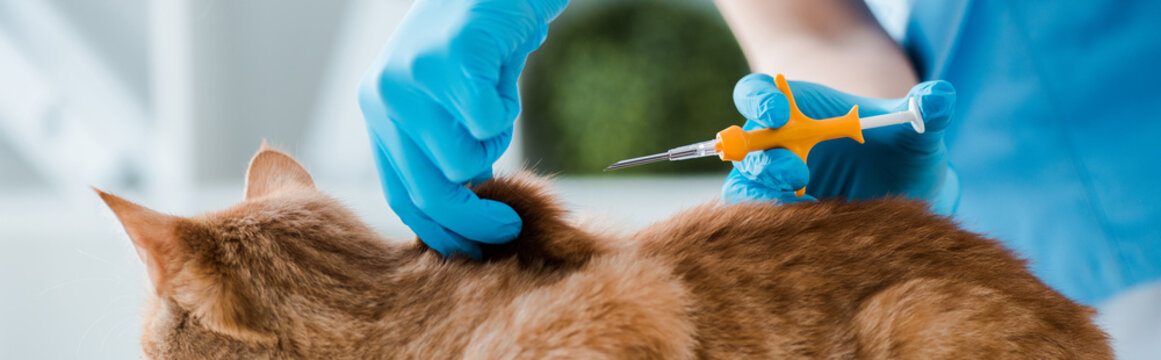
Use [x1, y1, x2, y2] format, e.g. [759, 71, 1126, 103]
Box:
[904, 0, 1161, 304]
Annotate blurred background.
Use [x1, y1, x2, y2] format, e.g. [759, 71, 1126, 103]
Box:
[0, 1, 736, 358]
[0, 0, 1147, 359]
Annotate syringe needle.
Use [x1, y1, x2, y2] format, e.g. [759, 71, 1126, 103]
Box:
[604, 140, 720, 172]
[603, 152, 670, 171]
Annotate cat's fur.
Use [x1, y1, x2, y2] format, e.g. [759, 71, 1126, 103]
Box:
[97, 145, 1111, 359]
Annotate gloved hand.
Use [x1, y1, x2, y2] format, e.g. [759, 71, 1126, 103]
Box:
[722, 73, 959, 213]
[358, 0, 569, 258]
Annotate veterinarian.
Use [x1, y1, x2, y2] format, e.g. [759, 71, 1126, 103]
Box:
[358, 0, 1159, 319]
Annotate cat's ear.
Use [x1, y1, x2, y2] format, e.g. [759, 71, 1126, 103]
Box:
[245, 142, 315, 199]
[95, 189, 184, 294]
[97, 189, 276, 342]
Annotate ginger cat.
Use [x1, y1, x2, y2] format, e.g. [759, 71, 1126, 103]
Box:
[97, 145, 1111, 359]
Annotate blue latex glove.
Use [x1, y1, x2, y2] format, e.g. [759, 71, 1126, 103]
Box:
[722, 73, 959, 213]
[358, 0, 569, 258]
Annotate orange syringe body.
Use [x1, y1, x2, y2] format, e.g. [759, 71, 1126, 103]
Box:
[713, 74, 865, 197]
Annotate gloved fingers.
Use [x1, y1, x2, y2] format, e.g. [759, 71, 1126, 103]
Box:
[466, 128, 511, 185]
[784, 79, 955, 133]
[879, 80, 956, 153]
[530, 0, 571, 25]
[443, 74, 515, 140]
[734, 148, 811, 192]
[407, 35, 511, 141]
[373, 120, 523, 244]
[369, 135, 483, 258]
[497, 52, 530, 122]
[468, 168, 494, 186]
[782, 80, 893, 119]
[723, 169, 816, 205]
[733, 73, 791, 129]
[443, 19, 536, 139]
[431, 38, 520, 140]
[783, 79, 955, 155]
[905, 80, 956, 134]
[374, 89, 507, 183]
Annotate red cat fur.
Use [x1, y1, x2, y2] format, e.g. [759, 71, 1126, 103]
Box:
[96, 146, 1111, 359]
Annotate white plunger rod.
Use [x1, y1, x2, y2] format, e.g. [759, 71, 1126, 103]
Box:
[858, 98, 925, 134]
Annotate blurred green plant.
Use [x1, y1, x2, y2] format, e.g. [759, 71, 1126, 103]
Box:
[521, 0, 748, 175]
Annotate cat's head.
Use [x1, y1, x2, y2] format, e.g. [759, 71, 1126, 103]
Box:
[97, 145, 402, 358]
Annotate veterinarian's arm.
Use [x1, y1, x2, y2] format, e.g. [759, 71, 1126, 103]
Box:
[714, 0, 916, 97]
[358, 0, 569, 258]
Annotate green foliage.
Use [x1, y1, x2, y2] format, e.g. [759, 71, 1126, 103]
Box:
[521, 0, 747, 175]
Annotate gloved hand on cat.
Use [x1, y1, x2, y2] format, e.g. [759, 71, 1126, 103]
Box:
[722, 73, 960, 214]
[358, 0, 570, 258]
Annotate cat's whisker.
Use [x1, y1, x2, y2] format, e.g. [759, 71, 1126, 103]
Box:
[100, 317, 135, 350]
[74, 247, 119, 268]
[35, 277, 120, 298]
[75, 309, 114, 360]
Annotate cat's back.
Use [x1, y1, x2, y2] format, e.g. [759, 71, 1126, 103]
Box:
[631, 199, 1111, 359]
[634, 198, 1032, 293]
[472, 176, 1108, 358]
